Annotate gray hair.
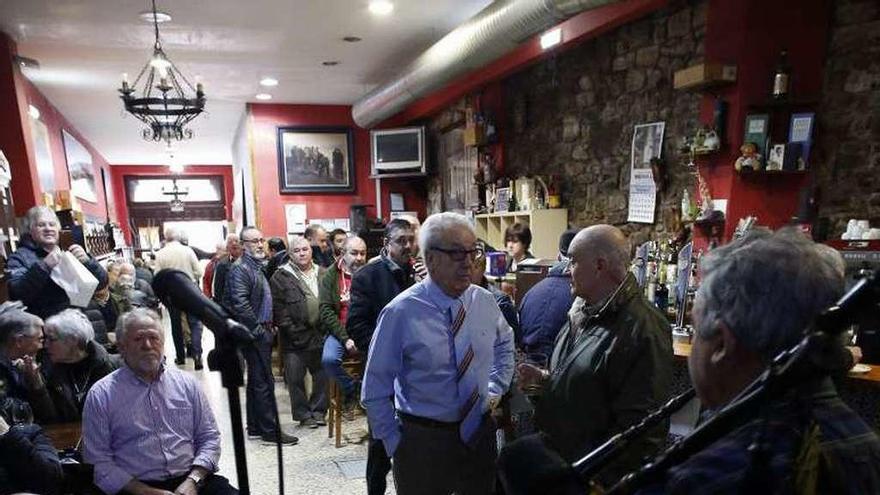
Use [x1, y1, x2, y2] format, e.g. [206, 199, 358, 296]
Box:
[0, 301, 43, 346]
[23, 206, 59, 233]
[419, 212, 474, 254]
[344, 236, 365, 251]
[164, 225, 180, 242]
[45, 309, 94, 350]
[696, 228, 843, 362]
[289, 235, 309, 249]
[115, 308, 162, 343]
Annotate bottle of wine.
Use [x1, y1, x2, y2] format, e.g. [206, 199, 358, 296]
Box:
[772, 49, 791, 99]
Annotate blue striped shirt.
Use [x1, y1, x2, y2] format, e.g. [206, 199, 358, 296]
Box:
[361, 278, 515, 456]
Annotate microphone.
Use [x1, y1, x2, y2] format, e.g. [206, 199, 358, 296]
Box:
[152, 269, 253, 344]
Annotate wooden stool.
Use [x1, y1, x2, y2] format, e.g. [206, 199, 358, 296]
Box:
[328, 357, 364, 448]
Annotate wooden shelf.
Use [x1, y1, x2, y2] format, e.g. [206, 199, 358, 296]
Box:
[737, 169, 808, 177]
[473, 209, 568, 259]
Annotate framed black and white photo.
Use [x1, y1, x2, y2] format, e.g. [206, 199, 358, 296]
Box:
[277, 126, 354, 193]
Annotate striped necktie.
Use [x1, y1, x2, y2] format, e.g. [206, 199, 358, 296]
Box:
[450, 300, 482, 446]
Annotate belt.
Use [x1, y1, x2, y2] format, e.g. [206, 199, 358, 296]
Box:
[399, 412, 461, 429]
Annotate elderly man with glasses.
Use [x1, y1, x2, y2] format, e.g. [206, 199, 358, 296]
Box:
[362, 212, 515, 495]
[0, 301, 44, 404]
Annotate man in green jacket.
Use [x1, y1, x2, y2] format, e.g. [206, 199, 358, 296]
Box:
[511, 225, 673, 488]
[320, 236, 368, 408]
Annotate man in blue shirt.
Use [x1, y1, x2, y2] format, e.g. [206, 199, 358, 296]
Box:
[362, 212, 515, 495]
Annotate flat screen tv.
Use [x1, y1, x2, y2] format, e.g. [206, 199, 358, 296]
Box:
[370, 126, 426, 176]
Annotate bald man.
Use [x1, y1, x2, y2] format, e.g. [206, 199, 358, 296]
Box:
[509, 225, 673, 487]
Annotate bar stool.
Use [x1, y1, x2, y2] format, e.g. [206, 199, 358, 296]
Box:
[328, 357, 364, 447]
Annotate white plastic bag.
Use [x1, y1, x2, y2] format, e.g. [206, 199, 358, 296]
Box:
[50, 251, 98, 308]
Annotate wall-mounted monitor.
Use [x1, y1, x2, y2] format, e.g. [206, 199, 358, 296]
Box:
[370, 126, 426, 177]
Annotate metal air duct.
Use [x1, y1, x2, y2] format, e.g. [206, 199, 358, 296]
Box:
[352, 0, 620, 128]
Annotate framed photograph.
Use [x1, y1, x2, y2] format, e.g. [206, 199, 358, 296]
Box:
[277, 126, 354, 193]
[390, 192, 405, 211]
[767, 144, 785, 171]
[62, 129, 97, 203]
[744, 114, 770, 158]
[788, 112, 815, 169]
[496, 187, 511, 212]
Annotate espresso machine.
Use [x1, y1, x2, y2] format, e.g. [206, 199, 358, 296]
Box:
[827, 240, 880, 361]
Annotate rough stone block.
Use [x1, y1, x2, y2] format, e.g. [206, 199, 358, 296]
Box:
[836, 1, 879, 26]
[562, 116, 580, 142]
[636, 46, 660, 67]
[667, 8, 692, 38]
[576, 92, 596, 108]
[578, 75, 593, 92]
[844, 70, 880, 93]
[572, 144, 590, 161]
[613, 55, 629, 72]
[693, 1, 709, 27]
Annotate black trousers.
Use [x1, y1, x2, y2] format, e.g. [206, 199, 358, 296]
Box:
[283, 348, 328, 421]
[242, 332, 276, 436]
[141, 474, 238, 494]
[393, 415, 496, 495]
[367, 434, 392, 495]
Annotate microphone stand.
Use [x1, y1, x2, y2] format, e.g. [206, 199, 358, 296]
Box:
[206, 320, 252, 495]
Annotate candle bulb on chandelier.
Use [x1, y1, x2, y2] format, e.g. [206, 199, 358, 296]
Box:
[121, 72, 130, 91]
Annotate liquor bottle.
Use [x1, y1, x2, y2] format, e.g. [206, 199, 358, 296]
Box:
[772, 49, 790, 99]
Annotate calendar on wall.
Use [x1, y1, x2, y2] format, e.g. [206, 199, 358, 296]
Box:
[627, 122, 665, 224]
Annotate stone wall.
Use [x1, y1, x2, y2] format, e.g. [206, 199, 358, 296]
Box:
[814, 0, 880, 234]
[502, 1, 707, 243]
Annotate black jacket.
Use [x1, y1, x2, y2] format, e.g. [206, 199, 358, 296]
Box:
[0, 424, 63, 495]
[83, 299, 116, 344]
[212, 257, 234, 304]
[6, 236, 108, 319]
[0, 355, 28, 403]
[269, 264, 326, 352]
[347, 255, 414, 353]
[224, 253, 271, 335]
[264, 251, 289, 281]
[27, 341, 118, 424]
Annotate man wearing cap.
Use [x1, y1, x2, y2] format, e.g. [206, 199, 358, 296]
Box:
[517, 228, 580, 356]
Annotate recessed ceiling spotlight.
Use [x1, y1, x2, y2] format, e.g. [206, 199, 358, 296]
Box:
[28, 104, 40, 120]
[259, 77, 279, 87]
[368, 0, 394, 16]
[138, 11, 172, 23]
[343, 36, 362, 43]
[255, 93, 272, 101]
[540, 28, 562, 50]
[322, 61, 340, 66]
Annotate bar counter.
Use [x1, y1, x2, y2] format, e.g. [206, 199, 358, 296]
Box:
[671, 341, 880, 429]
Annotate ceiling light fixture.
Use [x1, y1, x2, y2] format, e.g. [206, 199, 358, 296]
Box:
[28, 104, 40, 120]
[322, 61, 340, 66]
[343, 36, 362, 43]
[119, 0, 205, 146]
[368, 0, 394, 16]
[259, 77, 279, 87]
[540, 28, 562, 50]
[162, 178, 188, 212]
[255, 93, 272, 100]
[138, 10, 171, 23]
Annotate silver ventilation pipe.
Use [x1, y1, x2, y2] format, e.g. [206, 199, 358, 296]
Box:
[352, 0, 620, 128]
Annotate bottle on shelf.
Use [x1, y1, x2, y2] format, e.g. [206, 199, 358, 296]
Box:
[772, 49, 791, 100]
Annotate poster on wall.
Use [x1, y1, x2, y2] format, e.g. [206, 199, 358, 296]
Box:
[29, 118, 55, 193]
[62, 129, 97, 203]
[627, 122, 665, 224]
[285, 203, 307, 234]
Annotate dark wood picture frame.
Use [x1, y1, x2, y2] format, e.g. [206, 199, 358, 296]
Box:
[276, 126, 355, 193]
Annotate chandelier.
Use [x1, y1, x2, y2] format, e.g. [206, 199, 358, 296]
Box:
[118, 0, 205, 145]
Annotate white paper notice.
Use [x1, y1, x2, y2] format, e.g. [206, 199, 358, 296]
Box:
[285, 204, 307, 234]
[627, 122, 665, 224]
[628, 169, 657, 223]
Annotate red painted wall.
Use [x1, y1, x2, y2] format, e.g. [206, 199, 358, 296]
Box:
[0, 32, 113, 219]
[697, 0, 831, 245]
[109, 164, 234, 243]
[248, 103, 427, 237]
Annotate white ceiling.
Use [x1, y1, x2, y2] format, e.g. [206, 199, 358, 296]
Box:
[0, 0, 492, 165]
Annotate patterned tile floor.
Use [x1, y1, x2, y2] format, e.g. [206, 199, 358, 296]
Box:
[162, 316, 394, 494]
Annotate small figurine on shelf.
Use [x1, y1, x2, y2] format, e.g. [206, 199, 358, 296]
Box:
[703, 130, 721, 151]
[734, 142, 762, 172]
[546, 175, 561, 208]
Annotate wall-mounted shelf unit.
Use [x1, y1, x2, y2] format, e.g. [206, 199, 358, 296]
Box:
[474, 208, 568, 259]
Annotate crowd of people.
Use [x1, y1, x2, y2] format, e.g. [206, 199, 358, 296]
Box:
[1, 203, 880, 495]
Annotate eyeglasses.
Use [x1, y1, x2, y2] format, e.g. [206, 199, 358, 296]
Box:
[430, 246, 484, 262]
[388, 235, 415, 246]
[242, 238, 264, 244]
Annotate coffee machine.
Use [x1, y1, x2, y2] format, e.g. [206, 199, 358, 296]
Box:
[827, 240, 880, 362]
